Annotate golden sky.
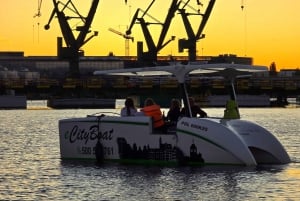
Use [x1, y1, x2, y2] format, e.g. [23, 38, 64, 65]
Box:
[0, 0, 299, 70]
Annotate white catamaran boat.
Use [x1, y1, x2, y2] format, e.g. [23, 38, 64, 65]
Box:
[58, 63, 290, 166]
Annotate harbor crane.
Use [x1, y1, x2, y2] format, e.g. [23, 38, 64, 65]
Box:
[108, 28, 134, 57]
[126, 0, 180, 64]
[44, 0, 100, 77]
[178, 0, 216, 61]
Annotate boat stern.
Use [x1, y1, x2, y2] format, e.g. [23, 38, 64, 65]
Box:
[59, 116, 100, 160]
[226, 119, 291, 164]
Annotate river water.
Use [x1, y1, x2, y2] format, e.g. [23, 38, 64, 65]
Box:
[0, 107, 299, 200]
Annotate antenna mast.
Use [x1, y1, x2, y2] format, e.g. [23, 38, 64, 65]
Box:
[241, 0, 247, 56]
[241, 0, 244, 10]
[34, 0, 43, 18]
[33, 0, 43, 43]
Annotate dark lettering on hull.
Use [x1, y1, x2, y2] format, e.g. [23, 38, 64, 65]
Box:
[79, 146, 114, 156]
[181, 121, 190, 127]
[191, 124, 208, 132]
[68, 125, 113, 144]
[181, 121, 208, 132]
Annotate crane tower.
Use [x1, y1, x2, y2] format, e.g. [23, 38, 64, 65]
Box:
[44, 0, 100, 77]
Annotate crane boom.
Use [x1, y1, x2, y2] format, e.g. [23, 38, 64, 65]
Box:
[196, 0, 215, 39]
[77, 0, 99, 46]
[109, 28, 134, 40]
[126, 0, 179, 63]
[178, 0, 216, 61]
[156, 0, 180, 49]
[108, 27, 133, 56]
[108, 28, 123, 36]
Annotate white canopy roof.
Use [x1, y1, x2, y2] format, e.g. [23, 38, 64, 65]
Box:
[94, 63, 268, 83]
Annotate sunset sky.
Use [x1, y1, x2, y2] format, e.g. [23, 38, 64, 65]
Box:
[0, 0, 299, 70]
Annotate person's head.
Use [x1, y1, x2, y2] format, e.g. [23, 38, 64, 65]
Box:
[125, 97, 134, 108]
[171, 99, 180, 109]
[188, 97, 195, 106]
[144, 98, 155, 107]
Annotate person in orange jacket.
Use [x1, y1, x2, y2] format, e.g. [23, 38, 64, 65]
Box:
[141, 98, 165, 129]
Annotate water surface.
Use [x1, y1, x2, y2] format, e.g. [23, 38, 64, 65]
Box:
[0, 108, 299, 200]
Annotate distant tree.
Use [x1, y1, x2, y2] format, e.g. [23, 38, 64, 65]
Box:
[295, 68, 300, 76]
[269, 62, 277, 76]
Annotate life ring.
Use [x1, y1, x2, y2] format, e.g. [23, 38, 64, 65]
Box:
[95, 140, 104, 164]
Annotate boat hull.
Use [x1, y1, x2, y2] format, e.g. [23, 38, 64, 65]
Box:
[0, 95, 26, 109]
[59, 115, 290, 166]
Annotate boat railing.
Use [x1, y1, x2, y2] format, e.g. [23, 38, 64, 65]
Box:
[87, 111, 120, 117]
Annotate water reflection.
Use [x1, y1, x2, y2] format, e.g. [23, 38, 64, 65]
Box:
[60, 161, 291, 200]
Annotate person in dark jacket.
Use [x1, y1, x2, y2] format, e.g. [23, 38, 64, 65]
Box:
[181, 97, 207, 118]
[167, 98, 181, 122]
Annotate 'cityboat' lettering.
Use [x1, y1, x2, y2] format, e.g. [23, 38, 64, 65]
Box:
[69, 125, 113, 144]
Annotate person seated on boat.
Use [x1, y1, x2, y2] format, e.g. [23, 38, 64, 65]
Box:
[167, 98, 181, 123]
[120, 97, 137, 117]
[141, 98, 166, 131]
[181, 97, 207, 118]
[223, 99, 240, 119]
